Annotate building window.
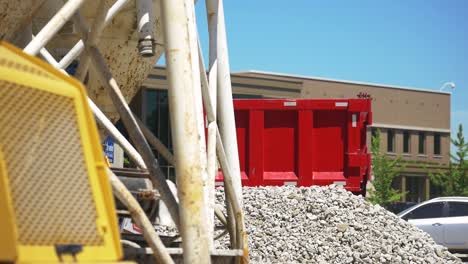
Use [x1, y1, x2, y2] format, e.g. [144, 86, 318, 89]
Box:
[418, 132, 426, 154]
[387, 129, 395, 152]
[403, 131, 410, 153]
[233, 94, 263, 99]
[141, 89, 176, 182]
[434, 133, 441, 155]
[371, 128, 378, 139]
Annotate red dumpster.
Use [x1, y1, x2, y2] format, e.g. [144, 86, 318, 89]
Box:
[215, 99, 372, 195]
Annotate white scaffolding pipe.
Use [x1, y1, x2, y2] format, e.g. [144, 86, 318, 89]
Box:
[88, 99, 147, 169]
[160, 0, 211, 262]
[88, 46, 180, 229]
[207, 0, 243, 207]
[198, 42, 216, 248]
[108, 169, 174, 264]
[24, 0, 85, 55]
[57, 0, 131, 69]
[205, 3, 218, 223]
[39, 47, 60, 68]
[75, 0, 107, 81]
[33, 42, 147, 169]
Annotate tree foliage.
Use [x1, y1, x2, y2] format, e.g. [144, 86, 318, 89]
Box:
[368, 129, 404, 207]
[432, 124, 468, 196]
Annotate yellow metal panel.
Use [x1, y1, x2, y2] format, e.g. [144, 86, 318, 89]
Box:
[0, 150, 18, 261]
[0, 42, 123, 262]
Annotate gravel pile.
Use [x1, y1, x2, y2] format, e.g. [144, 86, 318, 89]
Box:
[214, 185, 461, 264]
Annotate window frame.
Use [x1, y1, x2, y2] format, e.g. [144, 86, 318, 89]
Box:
[403, 201, 446, 220]
[418, 131, 426, 154]
[433, 133, 441, 155]
[447, 201, 468, 218]
[387, 129, 395, 153]
[403, 130, 411, 154]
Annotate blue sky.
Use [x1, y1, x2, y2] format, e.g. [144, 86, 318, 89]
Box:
[168, 1, 468, 142]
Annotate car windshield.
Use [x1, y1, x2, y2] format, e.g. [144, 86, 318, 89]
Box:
[397, 204, 419, 217]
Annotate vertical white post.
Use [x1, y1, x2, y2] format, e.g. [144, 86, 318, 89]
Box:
[212, 0, 243, 206]
[204, 0, 219, 248]
[198, 40, 216, 248]
[160, 0, 211, 262]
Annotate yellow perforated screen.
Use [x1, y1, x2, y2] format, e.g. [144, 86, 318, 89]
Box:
[0, 80, 103, 246]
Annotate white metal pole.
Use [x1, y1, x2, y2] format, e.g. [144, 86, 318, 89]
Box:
[137, 0, 155, 57]
[75, 0, 107, 81]
[39, 47, 60, 68]
[206, 1, 219, 221]
[198, 41, 216, 248]
[88, 46, 181, 229]
[210, 0, 243, 207]
[108, 169, 174, 264]
[32, 44, 147, 169]
[88, 99, 147, 169]
[24, 0, 85, 55]
[160, 0, 211, 262]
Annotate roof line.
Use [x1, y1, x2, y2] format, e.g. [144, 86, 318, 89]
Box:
[233, 70, 451, 95]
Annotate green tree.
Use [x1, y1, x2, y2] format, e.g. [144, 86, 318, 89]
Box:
[432, 124, 468, 196]
[368, 129, 404, 207]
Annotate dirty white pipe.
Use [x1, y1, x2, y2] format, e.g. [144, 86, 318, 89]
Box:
[24, 0, 85, 55]
[198, 34, 247, 258]
[215, 126, 245, 257]
[39, 47, 60, 68]
[205, 0, 245, 252]
[57, 0, 131, 69]
[197, 39, 216, 248]
[137, 0, 155, 57]
[31, 42, 147, 169]
[205, 1, 219, 248]
[109, 169, 174, 264]
[75, 0, 107, 81]
[88, 45, 180, 230]
[158, 180, 178, 227]
[88, 99, 147, 169]
[206, 0, 243, 207]
[134, 116, 176, 166]
[160, 0, 211, 262]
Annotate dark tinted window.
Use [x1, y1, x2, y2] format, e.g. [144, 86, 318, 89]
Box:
[371, 128, 378, 139]
[434, 133, 441, 155]
[387, 130, 395, 152]
[418, 132, 426, 154]
[403, 131, 410, 153]
[448, 202, 468, 217]
[406, 202, 444, 220]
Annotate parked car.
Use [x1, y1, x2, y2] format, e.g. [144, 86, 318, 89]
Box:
[398, 197, 468, 252]
[387, 201, 418, 214]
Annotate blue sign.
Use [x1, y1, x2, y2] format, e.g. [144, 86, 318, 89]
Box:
[103, 136, 114, 163]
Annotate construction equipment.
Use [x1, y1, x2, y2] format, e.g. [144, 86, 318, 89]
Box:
[0, 0, 248, 262]
[0, 41, 127, 263]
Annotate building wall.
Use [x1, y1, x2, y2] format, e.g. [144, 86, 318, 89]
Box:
[299, 79, 450, 130]
[138, 67, 452, 202]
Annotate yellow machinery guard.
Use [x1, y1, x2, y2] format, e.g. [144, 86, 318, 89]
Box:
[0, 41, 126, 263]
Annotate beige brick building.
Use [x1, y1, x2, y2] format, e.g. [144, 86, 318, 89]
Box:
[133, 66, 451, 202]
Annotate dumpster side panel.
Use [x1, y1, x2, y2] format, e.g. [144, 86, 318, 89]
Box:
[216, 99, 372, 195]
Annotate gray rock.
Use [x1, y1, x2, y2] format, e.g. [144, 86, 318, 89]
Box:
[208, 185, 462, 264]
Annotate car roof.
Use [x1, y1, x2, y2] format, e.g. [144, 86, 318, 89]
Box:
[397, 197, 468, 217]
[429, 197, 468, 202]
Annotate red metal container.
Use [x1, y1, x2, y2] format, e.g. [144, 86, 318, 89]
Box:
[215, 98, 372, 195]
